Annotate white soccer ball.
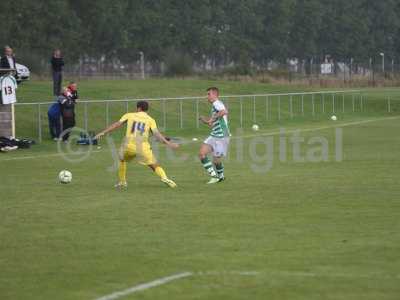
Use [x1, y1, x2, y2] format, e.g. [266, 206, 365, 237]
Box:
[59, 170, 72, 184]
[192, 137, 198, 142]
[252, 124, 259, 131]
[331, 115, 337, 121]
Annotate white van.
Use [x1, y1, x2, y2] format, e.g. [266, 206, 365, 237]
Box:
[15, 63, 30, 81]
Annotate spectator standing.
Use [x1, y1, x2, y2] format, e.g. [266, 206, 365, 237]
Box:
[0, 46, 19, 80]
[47, 100, 61, 141]
[51, 49, 64, 96]
[58, 87, 76, 142]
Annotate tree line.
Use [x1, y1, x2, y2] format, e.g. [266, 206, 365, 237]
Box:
[0, 0, 399, 74]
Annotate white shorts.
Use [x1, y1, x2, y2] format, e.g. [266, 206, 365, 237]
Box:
[204, 136, 230, 157]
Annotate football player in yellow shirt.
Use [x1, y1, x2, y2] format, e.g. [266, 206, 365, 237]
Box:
[95, 101, 179, 188]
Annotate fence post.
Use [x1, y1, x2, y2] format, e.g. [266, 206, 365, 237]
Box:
[289, 95, 293, 119]
[352, 94, 355, 112]
[179, 99, 183, 129]
[360, 93, 364, 112]
[342, 93, 345, 113]
[196, 99, 199, 128]
[278, 96, 281, 121]
[240, 97, 243, 128]
[266, 96, 269, 121]
[163, 99, 166, 130]
[332, 93, 335, 114]
[38, 103, 42, 143]
[312, 94, 315, 116]
[105, 101, 109, 126]
[125, 100, 129, 113]
[322, 93, 325, 113]
[388, 96, 391, 113]
[253, 96, 256, 123]
[301, 94, 304, 116]
[83, 102, 88, 132]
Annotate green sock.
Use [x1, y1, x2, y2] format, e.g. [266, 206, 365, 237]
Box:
[201, 157, 217, 177]
[214, 162, 224, 178]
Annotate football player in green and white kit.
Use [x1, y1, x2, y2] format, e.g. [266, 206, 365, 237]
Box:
[199, 87, 230, 184]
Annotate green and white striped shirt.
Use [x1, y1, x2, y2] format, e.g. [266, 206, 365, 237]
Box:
[210, 99, 230, 138]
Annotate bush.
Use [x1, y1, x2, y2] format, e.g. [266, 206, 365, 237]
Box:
[164, 49, 193, 77]
[16, 51, 48, 75]
[220, 64, 255, 76]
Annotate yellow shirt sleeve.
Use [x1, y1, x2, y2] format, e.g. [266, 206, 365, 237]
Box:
[119, 113, 129, 123]
[149, 118, 157, 132]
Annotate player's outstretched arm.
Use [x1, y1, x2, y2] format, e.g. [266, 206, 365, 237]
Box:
[153, 130, 179, 149]
[206, 110, 227, 126]
[95, 121, 124, 139]
[199, 116, 210, 124]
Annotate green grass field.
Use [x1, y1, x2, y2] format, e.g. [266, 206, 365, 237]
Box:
[1, 80, 400, 300]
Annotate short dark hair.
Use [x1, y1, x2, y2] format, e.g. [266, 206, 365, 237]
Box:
[207, 87, 219, 95]
[137, 101, 149, 112]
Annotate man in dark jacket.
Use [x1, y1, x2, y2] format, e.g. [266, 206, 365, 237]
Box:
[58, 87, 76, 142]
[0, 46, 19, 80]
[51, 49, 64, 96]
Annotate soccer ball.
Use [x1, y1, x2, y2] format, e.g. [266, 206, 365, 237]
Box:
[252, 124, 259, 131]
[59, 170, 72, 184]
[331, 115, 337, 121]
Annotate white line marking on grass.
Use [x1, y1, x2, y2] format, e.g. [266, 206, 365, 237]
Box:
[95, 272, 193, 300]
[236, 115, 400, 140]
[197, 270, 260, 276]
[93, 269, 396, 299]
[178, 115, 400, 146]
[273, 270, 400, 279]
[274, 271, 317, 277]
[228, 270, 398, 280]
[196, 269, 399, 280]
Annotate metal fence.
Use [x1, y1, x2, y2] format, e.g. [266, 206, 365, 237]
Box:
[14, 89, 400, 142]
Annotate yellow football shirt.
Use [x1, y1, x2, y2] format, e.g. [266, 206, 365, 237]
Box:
[119, 111, 157, 144]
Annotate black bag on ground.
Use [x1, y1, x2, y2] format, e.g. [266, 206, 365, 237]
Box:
[0, 136, 36, 151]
[76, 131, 98, 145]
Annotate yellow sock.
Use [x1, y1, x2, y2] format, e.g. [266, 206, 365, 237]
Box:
[154, 166, 167, 180]
[118, 161, 127, 183]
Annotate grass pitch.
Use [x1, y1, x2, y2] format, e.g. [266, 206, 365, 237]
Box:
[1, 80, 400, 299]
